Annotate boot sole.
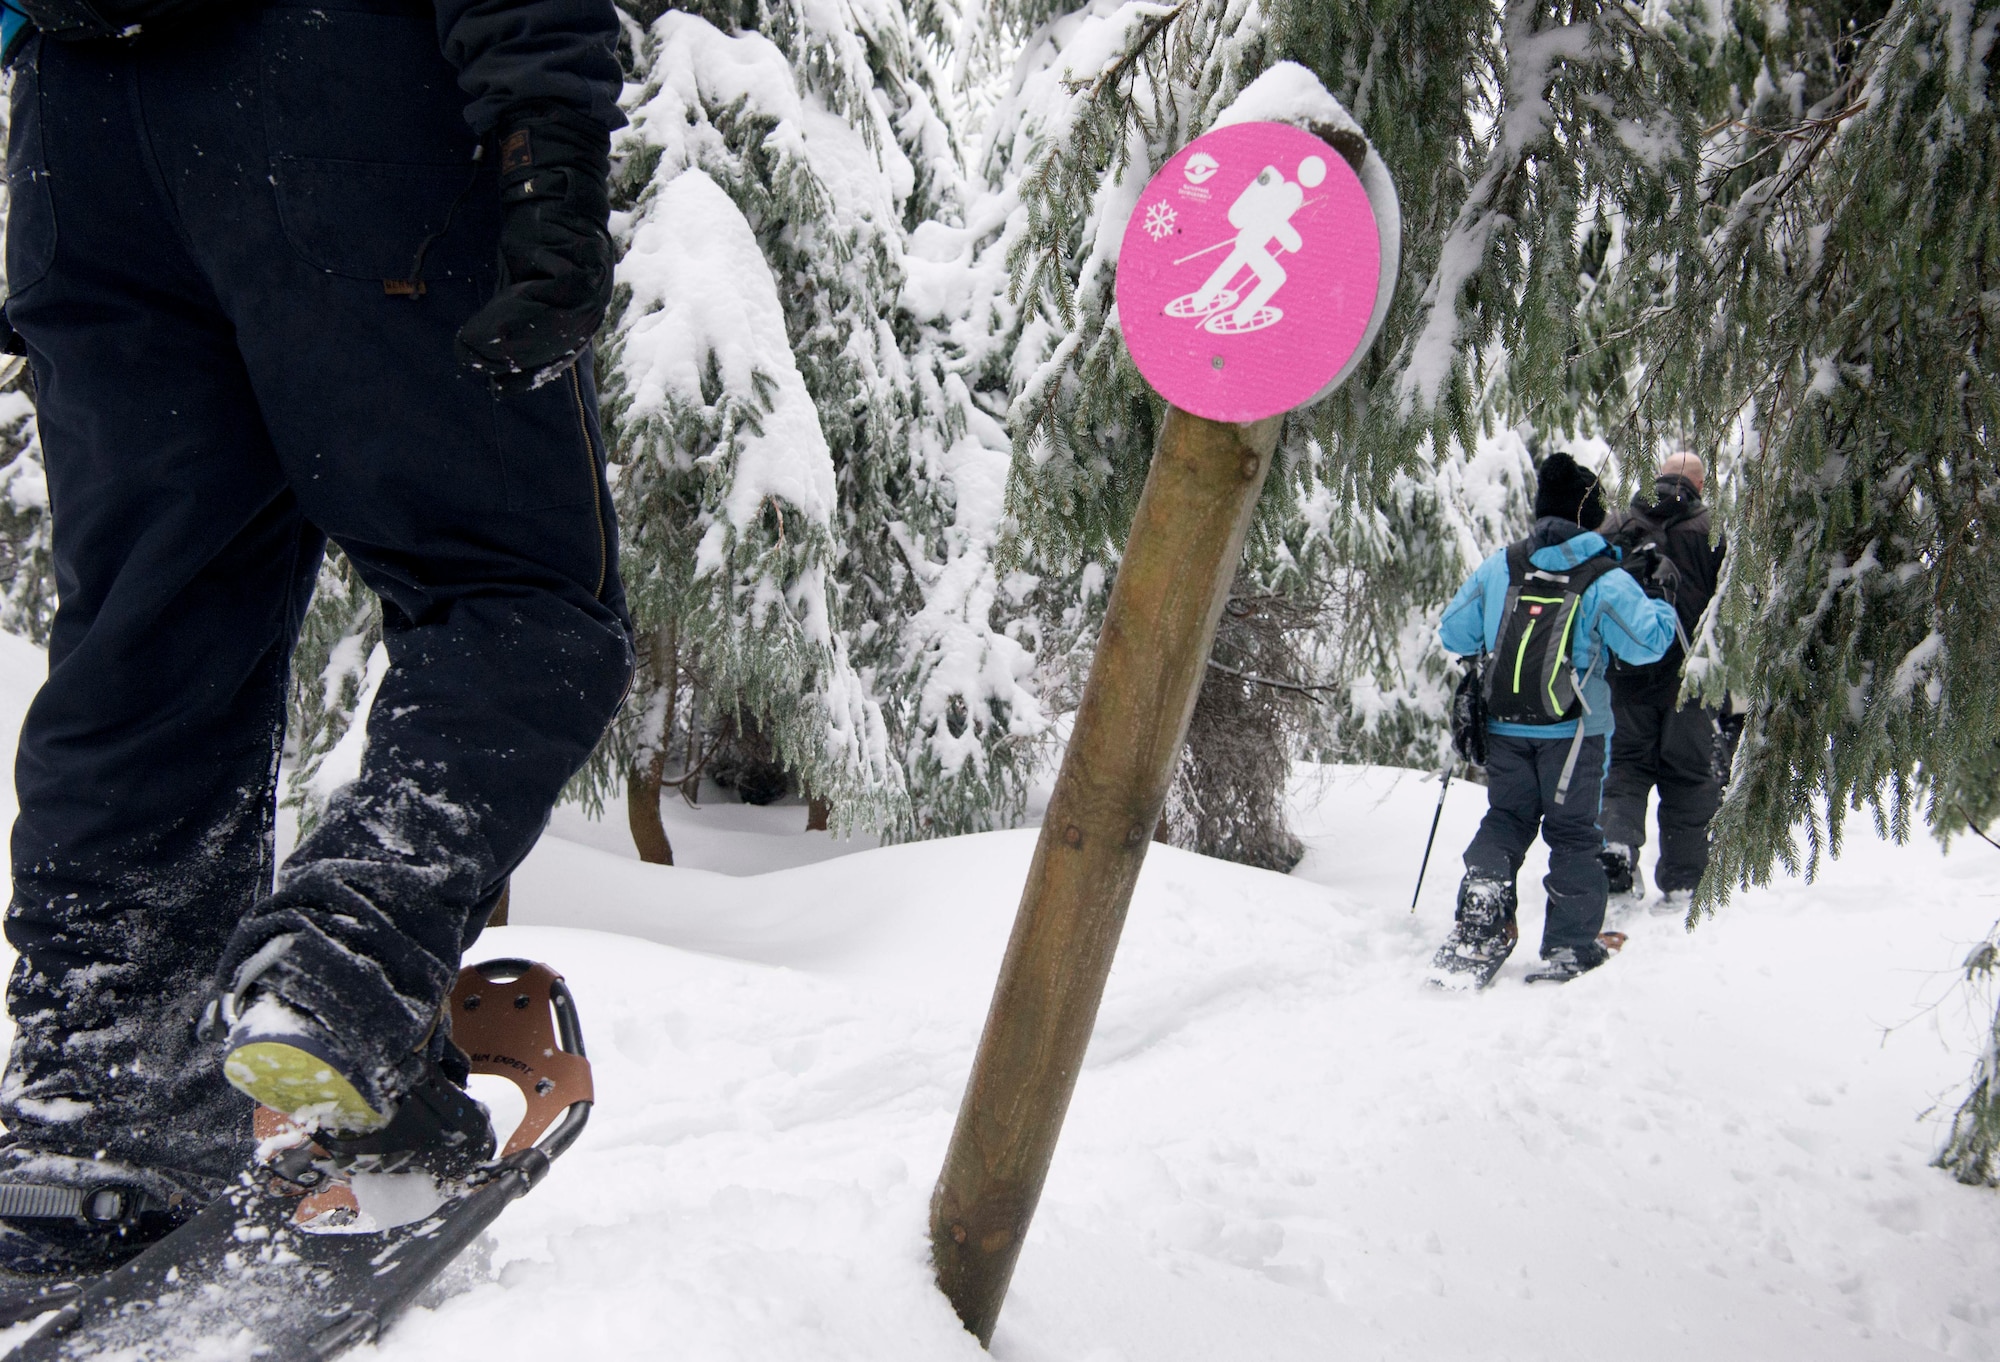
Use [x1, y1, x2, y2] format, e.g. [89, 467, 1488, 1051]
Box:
[224, 1041, 387, 1135]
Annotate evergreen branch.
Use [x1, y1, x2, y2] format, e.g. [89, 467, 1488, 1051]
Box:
[1958, 805, 2000, 855]
[1080, 1, 1193, 102]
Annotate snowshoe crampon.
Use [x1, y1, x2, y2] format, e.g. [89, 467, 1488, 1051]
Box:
[8, 959, 592, 1361]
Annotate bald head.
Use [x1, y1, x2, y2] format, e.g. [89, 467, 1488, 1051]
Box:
[1660, 451, 1705, 493]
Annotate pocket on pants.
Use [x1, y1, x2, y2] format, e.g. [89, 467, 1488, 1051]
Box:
[5, 39, 56, 297]
[260, 8, 481, 282]
[271, 156, 474, 280]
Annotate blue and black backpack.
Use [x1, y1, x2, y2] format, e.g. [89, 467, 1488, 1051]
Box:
[1482, 541, 1619, 727]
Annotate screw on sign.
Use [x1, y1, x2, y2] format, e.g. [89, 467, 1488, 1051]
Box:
[1116, 120, 1398, 422]
[929, 112, 1400, 1348]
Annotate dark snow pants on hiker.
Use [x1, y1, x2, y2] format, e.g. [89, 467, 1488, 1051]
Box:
[1599, 692, 1722, 894]
[1460, 732, 1609, 954]
[0, 12, 631, 1188]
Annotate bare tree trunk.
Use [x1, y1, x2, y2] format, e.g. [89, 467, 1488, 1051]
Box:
[627, 756, 673, 865]
[806, 795, 831, 831]
[627, 622, 679, 866]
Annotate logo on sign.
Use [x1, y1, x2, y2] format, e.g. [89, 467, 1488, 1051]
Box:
[1183, 152, 1220, 185]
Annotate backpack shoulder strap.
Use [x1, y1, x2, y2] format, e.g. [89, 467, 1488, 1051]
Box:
[1567, 550, 1622, 591]
[1610, 507, 1661, 549]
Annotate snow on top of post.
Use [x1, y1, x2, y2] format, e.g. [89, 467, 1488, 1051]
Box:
[1211, 62, 1363, 138]
[614, 167, 837, 541]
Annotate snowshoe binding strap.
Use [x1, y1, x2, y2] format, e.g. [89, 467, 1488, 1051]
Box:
[0, 1183, 163, 1227]
[448, 959, 593, 1159]
[312, 1055, 497, 1179]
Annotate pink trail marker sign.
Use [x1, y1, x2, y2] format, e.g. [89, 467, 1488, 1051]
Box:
[1116, 120, 1392, 423]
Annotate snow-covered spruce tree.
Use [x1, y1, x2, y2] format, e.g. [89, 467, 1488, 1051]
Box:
[281, 552, 383, 835]
[594, 142, 905, 853]
[0, 105, 55, 648]
[0, 380, 52, 645]
[958, 0, 1698, 863]
[1606, 0, 1996, 896]
[1579, 0, 2000, 1179]
[579, 0, 1046, 857]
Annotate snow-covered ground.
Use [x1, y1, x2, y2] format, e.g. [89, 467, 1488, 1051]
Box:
[0, 631, 1996, 1358]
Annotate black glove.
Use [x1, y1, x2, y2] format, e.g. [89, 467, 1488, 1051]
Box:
[1450, 655, 1488, 769]
[456, 102, 615, 392]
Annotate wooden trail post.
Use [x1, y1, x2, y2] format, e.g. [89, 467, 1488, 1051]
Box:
[929, 115, 1399, 1346]
[928, 406, 1280, 1342]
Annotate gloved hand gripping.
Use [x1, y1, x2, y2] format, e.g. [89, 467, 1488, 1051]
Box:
[456, 101, 615, 392]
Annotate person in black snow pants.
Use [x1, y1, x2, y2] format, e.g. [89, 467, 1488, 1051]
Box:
[0, 0, 633, 1277]
[1596, 452, 1729, 910]
[1432, 453, 1677, 988]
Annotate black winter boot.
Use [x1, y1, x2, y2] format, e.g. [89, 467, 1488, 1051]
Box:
[1524, 934, 1622, 985]
[1427, 878, 1520, 991]
[222, 993, 495, 1181]
[1600, 842, 1640, 899]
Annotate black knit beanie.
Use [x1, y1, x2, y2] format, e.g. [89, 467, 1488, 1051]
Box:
[1533, 451, 1606, 531]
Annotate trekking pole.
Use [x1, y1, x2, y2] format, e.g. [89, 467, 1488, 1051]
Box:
[1410, 760, 1455, 912]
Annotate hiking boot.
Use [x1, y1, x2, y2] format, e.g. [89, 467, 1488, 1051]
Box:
[1428, 878, 1521, 990]
[1600, 843, 1641, 900]
[1655, 887, 1696, 918]
[223, 994, 495, 1179]
[223, 994, 389, 1137]
[1456, 876, 1518, 936]
[0, 1149, 203, 1280]
[1523, 933, 1624, 985]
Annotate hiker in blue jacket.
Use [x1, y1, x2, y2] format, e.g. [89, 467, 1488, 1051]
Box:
[1431, 452, 1677, 987]
[0, 0, 632, 1276]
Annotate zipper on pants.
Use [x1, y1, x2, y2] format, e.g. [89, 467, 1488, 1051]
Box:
[567, 366, 607, 601]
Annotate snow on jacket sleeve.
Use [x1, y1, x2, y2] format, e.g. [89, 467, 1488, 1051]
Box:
[1588, 567, 1676, 667]
[1437, 553, 1502, 657]
[434, 0, 627, 136]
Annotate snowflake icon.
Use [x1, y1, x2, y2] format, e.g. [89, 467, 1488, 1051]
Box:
[1141, 201, 1178, 242]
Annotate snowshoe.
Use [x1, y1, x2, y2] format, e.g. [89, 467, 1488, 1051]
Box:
[1523, 932, 1626, 985]
[1202, 304, 1282, 335]
[9, 958, 593, 1361]
[1427, 878, 1520, 991]
[1165, 286, 1239, 319]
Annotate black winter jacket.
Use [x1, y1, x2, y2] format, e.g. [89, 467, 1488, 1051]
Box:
[1601, 475, 1725, 703]
[16, 0, 625, 134]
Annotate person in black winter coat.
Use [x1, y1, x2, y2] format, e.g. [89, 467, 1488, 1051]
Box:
[1597, 452, 1728, 905]
[0, 0, 632, 1277]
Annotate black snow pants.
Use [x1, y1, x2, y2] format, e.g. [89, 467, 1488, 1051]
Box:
[0, 10, 632, 1189]
[1599, 689, 1721, 894]
[1460, 732, 1609, 955]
